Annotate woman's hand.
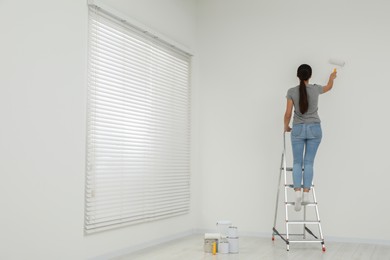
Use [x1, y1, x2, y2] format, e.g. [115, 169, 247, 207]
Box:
[284, 125, 292, 132]
[330, 70, 337, 80]
[323, 71, 337, 93]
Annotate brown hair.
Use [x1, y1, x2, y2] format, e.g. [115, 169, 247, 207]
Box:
[297, 64, 312, 114]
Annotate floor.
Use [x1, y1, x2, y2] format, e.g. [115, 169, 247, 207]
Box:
[112, 235, 390, 260]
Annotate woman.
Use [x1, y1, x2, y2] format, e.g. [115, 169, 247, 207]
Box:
[284, 64, 337, 211]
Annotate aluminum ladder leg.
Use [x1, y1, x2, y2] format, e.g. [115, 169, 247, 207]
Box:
[272, 132, 326, 252]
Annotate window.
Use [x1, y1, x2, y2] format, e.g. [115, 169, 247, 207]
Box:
[85, 5, 191, 233]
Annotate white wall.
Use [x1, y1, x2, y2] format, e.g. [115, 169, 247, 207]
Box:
[1, 0, 389, 259]
[196, 0, 390, 242]
[0, 0, 198, 259]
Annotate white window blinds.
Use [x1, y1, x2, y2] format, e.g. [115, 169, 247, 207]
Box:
[85, 5, 191, 234]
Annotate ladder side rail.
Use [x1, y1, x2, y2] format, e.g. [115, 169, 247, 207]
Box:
[312, 186, 325, 241]
[283, 133, 290, 251]
[303, 203, 307, 239]
[273, 153, 284, 230]
[283, 133, 289, 211]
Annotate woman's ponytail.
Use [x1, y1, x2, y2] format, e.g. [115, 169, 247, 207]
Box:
[297, 64, 312, 114]
[299, 79, 308, 114]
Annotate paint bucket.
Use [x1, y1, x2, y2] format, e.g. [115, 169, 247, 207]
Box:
[204, 238, 218, 253]
[204, 233, 221, 240]
[228, 226, 238, 238]
[228, 237, 239, 253]
[216, 220, 232, 238]
[218, 240, 229, 254]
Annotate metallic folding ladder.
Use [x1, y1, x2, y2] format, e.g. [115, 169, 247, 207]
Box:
[272, 133, 325, 252]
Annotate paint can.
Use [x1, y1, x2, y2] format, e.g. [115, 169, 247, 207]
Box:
[204, 238, 218, 253]
[228, 237, 239, 253]
[218, 240, 229, 254]
[228, 226, 238, 238]
[204, 233, 221, 240]
[216, 220, 232, 238]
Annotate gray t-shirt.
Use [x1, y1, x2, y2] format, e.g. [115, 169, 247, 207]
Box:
[286, 84, 324, 125]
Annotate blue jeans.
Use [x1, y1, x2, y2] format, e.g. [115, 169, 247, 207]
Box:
[291, 123, 322, 189]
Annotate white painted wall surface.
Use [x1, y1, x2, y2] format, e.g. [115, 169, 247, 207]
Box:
[196, 0, 390, 242]
[1, 0, 389, 259]
[0, 0, 198, 259]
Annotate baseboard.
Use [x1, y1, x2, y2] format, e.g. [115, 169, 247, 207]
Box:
[90, 229, 194, 260]
[193, 229, 390, 246]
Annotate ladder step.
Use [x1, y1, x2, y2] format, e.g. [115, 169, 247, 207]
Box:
[286, 202, 317, 206]
[288, 239, 323, 243]
[287, 220, 320, 224]
[281, 167, 305, 171]
[285, 184, 315, 188]
[274, 233, 306, 236]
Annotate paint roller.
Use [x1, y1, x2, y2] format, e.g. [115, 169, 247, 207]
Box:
[329, 58, 345, 73]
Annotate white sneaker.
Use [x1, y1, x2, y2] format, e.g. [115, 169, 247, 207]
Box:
[303, 192, 311, 205]
[294, 191, 302, 211]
